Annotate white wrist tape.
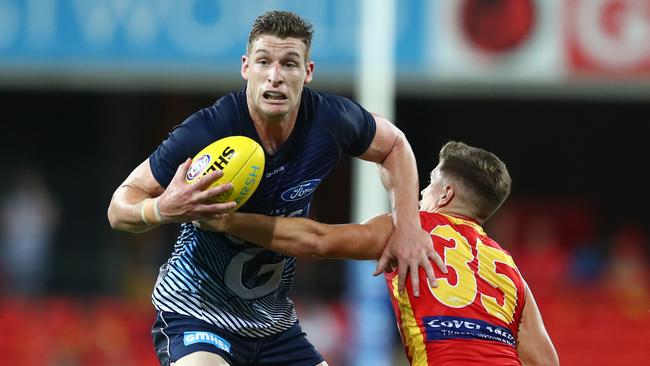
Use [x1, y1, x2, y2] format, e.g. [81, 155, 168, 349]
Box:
[153, 197, 163, 223]
[140, 199, 151, 226]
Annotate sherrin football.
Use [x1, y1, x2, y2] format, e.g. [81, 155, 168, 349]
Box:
[185, 136, 265, 210]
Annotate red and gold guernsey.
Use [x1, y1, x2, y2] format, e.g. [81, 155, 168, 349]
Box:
[385, 212, 527, 365]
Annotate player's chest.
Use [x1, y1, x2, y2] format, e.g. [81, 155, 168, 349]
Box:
[243, 136, 340, 214]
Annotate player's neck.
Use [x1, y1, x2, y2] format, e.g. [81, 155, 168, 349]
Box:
[245, 90, 301, 154]
[250, 112, 297, 155]
[433, 207, 484, 225]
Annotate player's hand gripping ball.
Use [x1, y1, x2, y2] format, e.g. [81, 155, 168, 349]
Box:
[186, 136, 265, 210]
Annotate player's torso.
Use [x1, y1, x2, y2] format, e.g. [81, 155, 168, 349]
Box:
[385, 212, 526, 365]
[239, 110, 341, 218]
[153, 88, 354, 337]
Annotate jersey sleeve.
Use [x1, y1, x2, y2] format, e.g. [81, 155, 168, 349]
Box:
[329, 96, 377, 157]
[149, 97, 237, 187]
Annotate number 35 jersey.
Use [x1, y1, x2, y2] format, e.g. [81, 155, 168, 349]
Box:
[385, 212, 527, 365]
[148, 87, 376, 338]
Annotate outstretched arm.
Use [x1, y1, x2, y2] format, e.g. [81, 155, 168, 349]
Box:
[359, 114, 446, 296]
[108, 158, 235, 233]
[517, 282, 559, 366]
[197, 213, 394, 260]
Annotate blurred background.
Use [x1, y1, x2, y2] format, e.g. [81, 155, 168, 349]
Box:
[1, 0, 649, 365]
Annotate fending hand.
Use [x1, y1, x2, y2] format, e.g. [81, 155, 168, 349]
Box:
[374, 224, 447, 297]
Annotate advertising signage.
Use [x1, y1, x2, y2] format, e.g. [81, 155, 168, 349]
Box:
[2, 0, 650, 91]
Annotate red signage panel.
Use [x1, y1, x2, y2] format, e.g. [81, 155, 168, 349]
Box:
[567, 0, 650, 76]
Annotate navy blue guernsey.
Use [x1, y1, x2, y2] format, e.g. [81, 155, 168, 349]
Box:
[149, 87, 376, 337]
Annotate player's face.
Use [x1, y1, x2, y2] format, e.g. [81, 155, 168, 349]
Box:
[419, 167, 443, 212]
[241, 35, 314, 121]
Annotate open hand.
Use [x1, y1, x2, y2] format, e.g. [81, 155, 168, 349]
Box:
[374, 224, 447, 297]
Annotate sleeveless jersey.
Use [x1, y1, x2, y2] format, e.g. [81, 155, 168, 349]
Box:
[149, 87, 375, 337]
[385, 212, 526, 365]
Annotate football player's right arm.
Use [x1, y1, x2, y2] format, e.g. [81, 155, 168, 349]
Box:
[199, 213, 393, 260]
[517, 282, 559, 366]
[107, 158, 235, 233]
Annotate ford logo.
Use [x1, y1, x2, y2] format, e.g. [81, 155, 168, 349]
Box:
[280, 179, 321, 201]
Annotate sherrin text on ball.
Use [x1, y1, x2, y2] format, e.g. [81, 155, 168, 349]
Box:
[186, 136, 265, 210]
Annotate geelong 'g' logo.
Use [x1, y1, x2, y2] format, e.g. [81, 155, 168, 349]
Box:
[281, 179, 321, 201]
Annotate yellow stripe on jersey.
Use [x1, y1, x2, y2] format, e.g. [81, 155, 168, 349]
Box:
[392, 275, 428, 366]
[441, 213, 486, 236]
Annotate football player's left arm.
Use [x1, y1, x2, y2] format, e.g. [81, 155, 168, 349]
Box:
[517, 281, 559, 366]
[196, 213, 393, 260]
[359, 114, 446, 296]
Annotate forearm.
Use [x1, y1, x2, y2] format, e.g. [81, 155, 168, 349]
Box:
[224, 213, 329, 259]
[222, 213, 384, 260]
[108, 159, 168, 233]
[108, 185, 162, 233]
[378, 131, 420, 226]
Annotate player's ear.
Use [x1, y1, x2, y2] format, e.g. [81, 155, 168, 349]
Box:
[437, 184, 454, 207]
[241, 55, 249, 80]
[304, 61, 314, 84]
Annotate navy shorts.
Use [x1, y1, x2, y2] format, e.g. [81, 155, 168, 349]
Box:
[151, 311, 325, 366]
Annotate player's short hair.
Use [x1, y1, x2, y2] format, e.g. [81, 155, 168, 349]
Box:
[248, 10, 314, 61]
[437, 141, 511, 220]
